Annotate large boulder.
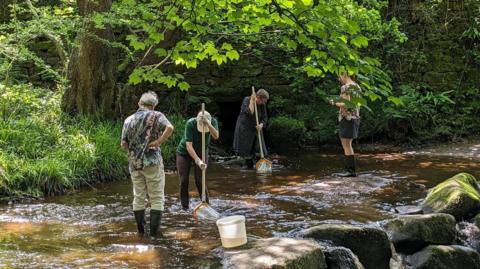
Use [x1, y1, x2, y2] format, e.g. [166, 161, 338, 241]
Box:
[383, 213, 455, 254]
[407, 245, 480, 269]
[301, 224, 392, 269]
[323, 246, 365, 269]
[221, 237, 326, 269]
[422, 172, 480, 220]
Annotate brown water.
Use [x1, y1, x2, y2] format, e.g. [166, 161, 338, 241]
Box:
[1, 151, 479, 268]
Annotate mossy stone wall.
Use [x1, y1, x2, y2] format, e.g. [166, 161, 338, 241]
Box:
[387, 0, 479, 90]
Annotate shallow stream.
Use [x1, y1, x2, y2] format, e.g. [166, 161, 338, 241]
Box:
[1, 149, 479, 268]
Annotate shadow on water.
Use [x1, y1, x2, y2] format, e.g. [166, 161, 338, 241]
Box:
[1, 150, 479, 268]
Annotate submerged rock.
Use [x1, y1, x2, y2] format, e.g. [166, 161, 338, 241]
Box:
[394, 205, 423, 215]
[301, 224, 391, 269]
[383, 213, 455, 254]
[323, 246, 365, 269]
[422, 172, 480, 220]
[407, 245, 480, 269]
[221, 237, 326, 269]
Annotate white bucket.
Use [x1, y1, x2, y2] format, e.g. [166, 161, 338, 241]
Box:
[216, 215, 247, 248]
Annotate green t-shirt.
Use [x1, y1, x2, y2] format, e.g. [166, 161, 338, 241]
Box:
[176, 117, 219, 158]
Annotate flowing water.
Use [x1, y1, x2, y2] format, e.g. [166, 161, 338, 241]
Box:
[1, 150, 480, 268]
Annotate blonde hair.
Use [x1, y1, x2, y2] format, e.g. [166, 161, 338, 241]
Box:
[339, 74, 355, 85]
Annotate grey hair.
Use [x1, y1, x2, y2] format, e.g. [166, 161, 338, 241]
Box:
[256, 89, 269, 100]
[139, 91, 158, 107]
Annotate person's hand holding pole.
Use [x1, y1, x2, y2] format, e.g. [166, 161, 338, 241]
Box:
[195, 157, 207, 170]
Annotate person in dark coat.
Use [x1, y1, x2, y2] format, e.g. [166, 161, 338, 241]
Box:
[233, 89, 269, 168]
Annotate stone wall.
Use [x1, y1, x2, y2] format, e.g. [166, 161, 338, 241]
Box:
[386, 0, 479, 90]
[185, 52, 291, 111]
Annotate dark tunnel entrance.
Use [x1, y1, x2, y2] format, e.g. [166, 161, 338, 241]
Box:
[216, 101, 241, 153]
[215, 101, 273, 154]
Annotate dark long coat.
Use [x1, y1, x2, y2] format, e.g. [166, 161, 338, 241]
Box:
[233, 96, 268, 157]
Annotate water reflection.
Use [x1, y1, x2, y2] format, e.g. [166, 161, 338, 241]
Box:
[0, 152, 479, 268]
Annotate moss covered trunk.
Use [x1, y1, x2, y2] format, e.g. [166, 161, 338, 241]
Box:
[62, 0, 117, 118]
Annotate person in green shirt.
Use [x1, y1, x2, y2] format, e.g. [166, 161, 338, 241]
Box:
[176, 110, 219, 210]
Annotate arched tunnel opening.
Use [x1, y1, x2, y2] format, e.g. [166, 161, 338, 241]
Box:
[215, 101, 241, 153]
[214, 101, 273, 154]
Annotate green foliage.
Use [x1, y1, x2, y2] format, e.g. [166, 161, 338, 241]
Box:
[94, 0, 404, 105]
[0, 82, 184, 197]
[159, 113, 185, 162]
[373, 84, 480, 143]
[269, 115, 306, 147]
[0, 0, 78, 86]
[463, 3, 480, 65]
[0, 83, 121, 197]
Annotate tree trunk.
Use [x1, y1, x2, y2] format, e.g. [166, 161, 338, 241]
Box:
[62, 0, 117, 118]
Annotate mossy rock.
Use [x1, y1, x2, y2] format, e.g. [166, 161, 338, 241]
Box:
[301, 224, 392, 269]
[407, 245, 480, 269]
[324, 246, 365, 269]
[383, 213, 455, 254]
[422, 173, 480, 220]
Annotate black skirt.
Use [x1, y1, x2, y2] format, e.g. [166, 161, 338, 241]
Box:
[339, 118, 360, 139]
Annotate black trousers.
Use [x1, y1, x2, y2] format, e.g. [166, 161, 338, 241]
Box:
[176, 154, 209, 209]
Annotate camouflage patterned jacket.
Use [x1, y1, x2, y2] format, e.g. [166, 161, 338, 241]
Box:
[338, 83, 361, 121]
[121, 108, 171, 171]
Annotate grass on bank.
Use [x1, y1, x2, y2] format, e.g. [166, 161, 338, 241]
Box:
[0, 83, 184, 198]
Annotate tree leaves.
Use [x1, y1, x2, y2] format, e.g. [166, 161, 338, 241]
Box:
[99, 0, 404, 104]
[350, 35, 369, 48]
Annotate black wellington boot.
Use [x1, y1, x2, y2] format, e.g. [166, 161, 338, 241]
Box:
[336, 155, 357, 177]
[133, 210, 146, 236]
[149, 209, 163, 238]
[242, 158, 254, 169]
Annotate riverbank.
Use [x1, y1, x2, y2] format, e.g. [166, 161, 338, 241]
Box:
[0, 84, 185, 200]
[2, 84, 480, 200]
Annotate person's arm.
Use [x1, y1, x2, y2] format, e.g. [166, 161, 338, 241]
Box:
[335, 86, 350, 108]
[186, 142, 206, 170]
[120, 120, 129, 150]
[248, 93, 256, 115]
[149, 124, 174, 148]
[201, 117, 219, 140]
[148, 113, 174, 148]
[207, 122, 219, 140]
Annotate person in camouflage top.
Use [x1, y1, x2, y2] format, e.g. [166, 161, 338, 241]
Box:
[332, 74, 361, 177]
[121, 91, 174, 238]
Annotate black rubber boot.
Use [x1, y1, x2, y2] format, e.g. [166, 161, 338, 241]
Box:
[149, 209, 163, 238]
[133, 210, 146, 236]
[242, 158, 254, 169]
[180, 194, 189, 210]
[336, 155, 357, 177]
